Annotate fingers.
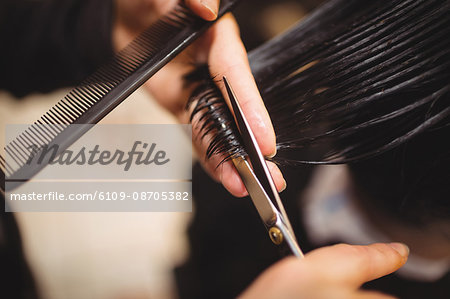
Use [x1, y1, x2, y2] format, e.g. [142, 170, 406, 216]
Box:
[185, 0, 220, 21]
[192, 14, 281, 196]
[303, 243, 409, 287]
[206, 14, 277, 158]
[192, 116, 285, 197]
[267, 161, 287, 192]
[217, 161, 248, 197]
[146, 3, 281, 196]
[239, 243, 407, 299]
[191, 119, 285, 197]
[219, 161, 284, 197]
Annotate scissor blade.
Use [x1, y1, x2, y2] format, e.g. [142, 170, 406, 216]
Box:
[232, 156, 278, 226]
[223, 77, 274, 200]
[223, 77, 296, 237]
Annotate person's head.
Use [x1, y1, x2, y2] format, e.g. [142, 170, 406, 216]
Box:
[187, 0, 450, 229]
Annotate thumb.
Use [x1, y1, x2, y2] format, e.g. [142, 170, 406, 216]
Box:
[303, 243, 409, 287]
[185, 0, 220, 21]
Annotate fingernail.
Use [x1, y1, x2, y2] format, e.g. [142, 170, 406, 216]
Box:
[279, 179, 287, 193]
[388, 242, 410, 257]
[267, 148, 277, 159]
[201, 0, 218, 20]
[235, 186, 248, 198]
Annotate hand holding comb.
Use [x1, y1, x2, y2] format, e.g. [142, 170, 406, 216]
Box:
[1, 0, 243, 191]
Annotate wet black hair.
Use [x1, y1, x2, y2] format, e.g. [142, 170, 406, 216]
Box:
[187, 0, 450, 226]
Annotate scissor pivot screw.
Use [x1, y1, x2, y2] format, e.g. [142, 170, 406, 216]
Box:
[269, 227, 284, 245]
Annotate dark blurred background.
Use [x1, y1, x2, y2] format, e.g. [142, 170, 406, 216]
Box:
[234, 0, 325, 50]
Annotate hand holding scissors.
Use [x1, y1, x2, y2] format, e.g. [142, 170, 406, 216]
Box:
[223, 76, 304, 258]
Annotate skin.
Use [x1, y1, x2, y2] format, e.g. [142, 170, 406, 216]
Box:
[113, 3, 411, 297]
[240, 243, 410, 299]
[114, 0, 284, 197]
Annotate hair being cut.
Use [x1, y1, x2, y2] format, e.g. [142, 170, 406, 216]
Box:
[187, 0, 450, 226]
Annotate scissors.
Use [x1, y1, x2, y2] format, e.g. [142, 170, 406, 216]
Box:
[223, 77, 304, 258]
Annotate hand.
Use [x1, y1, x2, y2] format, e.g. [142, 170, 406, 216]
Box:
[113, 0, 285, 197]
[240, 243, 410, 299]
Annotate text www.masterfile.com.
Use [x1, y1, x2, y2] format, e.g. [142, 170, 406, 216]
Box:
[8, 191, 191, 201]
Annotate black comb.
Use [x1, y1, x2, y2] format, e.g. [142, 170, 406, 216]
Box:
[1, 0, 242, 192]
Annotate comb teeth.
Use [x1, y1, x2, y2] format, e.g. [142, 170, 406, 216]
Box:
[0, 155, 5, 170]
[1, 0, 242, 187]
